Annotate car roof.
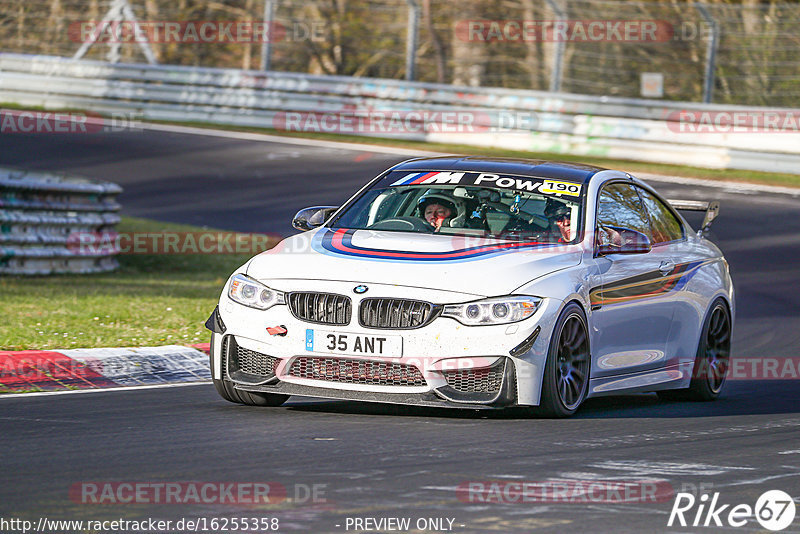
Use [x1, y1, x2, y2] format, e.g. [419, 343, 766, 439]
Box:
[391, 156, 606, 184]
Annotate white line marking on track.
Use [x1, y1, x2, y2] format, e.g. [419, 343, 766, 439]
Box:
[141, 122, 800, 197]
[637, 172, 800, 197]
[590, 460, 755, 476]
[0, 415, 85, 423]
[421, 485, 466, 492]
[554, 419, 800, 449]
[721, 472, 800, 488]
[0, 380, 210, 399]
[142, 122, 447, 157]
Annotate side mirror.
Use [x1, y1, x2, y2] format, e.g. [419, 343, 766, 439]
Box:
[596, 226, 652, 256]
[292, 206, 338, 231]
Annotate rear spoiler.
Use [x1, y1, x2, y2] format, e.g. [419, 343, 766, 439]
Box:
[667, 199, 719, 237]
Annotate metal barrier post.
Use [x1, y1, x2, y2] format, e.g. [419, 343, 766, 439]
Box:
[545, 0, 566, 93]
[260, 0, 276, 72]
[405, 0, 420, 81]
[72, 0, 157, 65]
[696, 5, 719, 104]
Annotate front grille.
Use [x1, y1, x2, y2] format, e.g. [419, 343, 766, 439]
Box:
[443, 361, 504, 393]
[359, 298, 439, 329]
[225, 336, 279, 380]
[288, 356, 426, 387]
[287, 292, 351, 325]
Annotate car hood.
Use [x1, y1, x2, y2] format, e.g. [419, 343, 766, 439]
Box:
[246, 228, 582, 297]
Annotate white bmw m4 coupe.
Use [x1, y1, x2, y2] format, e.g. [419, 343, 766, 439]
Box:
[206, 157, 733, 417]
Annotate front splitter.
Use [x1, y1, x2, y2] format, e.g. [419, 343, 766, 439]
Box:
[234, 380, 502, 409]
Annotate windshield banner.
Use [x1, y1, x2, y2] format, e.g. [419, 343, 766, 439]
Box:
[383, 171, 582, 197]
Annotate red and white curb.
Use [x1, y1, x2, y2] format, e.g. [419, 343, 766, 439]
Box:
[0, 344, 211, 393]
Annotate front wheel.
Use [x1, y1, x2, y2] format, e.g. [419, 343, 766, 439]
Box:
[210, 351, 288, 406]
[535, 302, 591, 418]
[213, 378, 289, 406]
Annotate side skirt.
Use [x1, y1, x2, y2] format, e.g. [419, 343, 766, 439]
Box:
[587, 361, 694, 397]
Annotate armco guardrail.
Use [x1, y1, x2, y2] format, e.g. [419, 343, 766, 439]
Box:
[1, 53, 800, 174]
[0, 167, 122, 275]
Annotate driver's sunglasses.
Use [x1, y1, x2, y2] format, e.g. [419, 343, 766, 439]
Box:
[555, 213, 570, 222]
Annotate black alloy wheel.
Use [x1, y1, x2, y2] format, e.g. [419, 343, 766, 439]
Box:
[537, 303, 591, 417]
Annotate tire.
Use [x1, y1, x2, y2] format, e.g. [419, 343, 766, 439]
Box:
[535, 302, 591, 418]
[657, 298, 731, 402]
[213, 378, 288, 406]
[211, 353, 288, 407]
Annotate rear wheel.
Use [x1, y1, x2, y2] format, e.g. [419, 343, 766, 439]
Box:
[535, 303, 591, 418]
[658, 299, 731, 402]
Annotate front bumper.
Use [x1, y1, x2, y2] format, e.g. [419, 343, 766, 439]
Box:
[210, 279, 562, 407]
[236, 364, 518, 409]
[216, 333, 518, 408]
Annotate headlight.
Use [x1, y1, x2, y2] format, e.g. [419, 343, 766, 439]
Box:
[442, 296, 542, 326]
[228, 274, 285, 310]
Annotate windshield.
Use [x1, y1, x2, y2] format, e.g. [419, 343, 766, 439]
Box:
[329, 170, 585, 243]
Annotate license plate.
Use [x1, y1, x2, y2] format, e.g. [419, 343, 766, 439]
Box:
[305, 329, 403, 358]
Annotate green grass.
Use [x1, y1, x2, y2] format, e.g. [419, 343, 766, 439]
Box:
[1, 217, 276, 351]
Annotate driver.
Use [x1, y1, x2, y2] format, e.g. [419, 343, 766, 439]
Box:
[544, 198, 574, 242]
[417, 194, 458, 232]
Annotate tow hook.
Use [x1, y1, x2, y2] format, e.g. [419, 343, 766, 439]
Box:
[266, 325, 287, 336]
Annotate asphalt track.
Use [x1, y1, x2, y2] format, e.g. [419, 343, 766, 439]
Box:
[2, 128, 800, 533]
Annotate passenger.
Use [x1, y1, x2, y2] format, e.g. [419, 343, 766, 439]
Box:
[544, 199, 573, 242]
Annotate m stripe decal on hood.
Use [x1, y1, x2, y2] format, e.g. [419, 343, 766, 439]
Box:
[313, 228, 558, 262]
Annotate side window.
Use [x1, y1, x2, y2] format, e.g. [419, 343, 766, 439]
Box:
[596, 183, 652, 240]
[637, 188, 685, 245]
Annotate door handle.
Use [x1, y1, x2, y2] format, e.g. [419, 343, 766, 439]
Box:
[659, 260, 675, 276]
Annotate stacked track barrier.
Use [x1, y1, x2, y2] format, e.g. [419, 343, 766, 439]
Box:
[0, 167, 122, 275]
[1, 53, 799, 174]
